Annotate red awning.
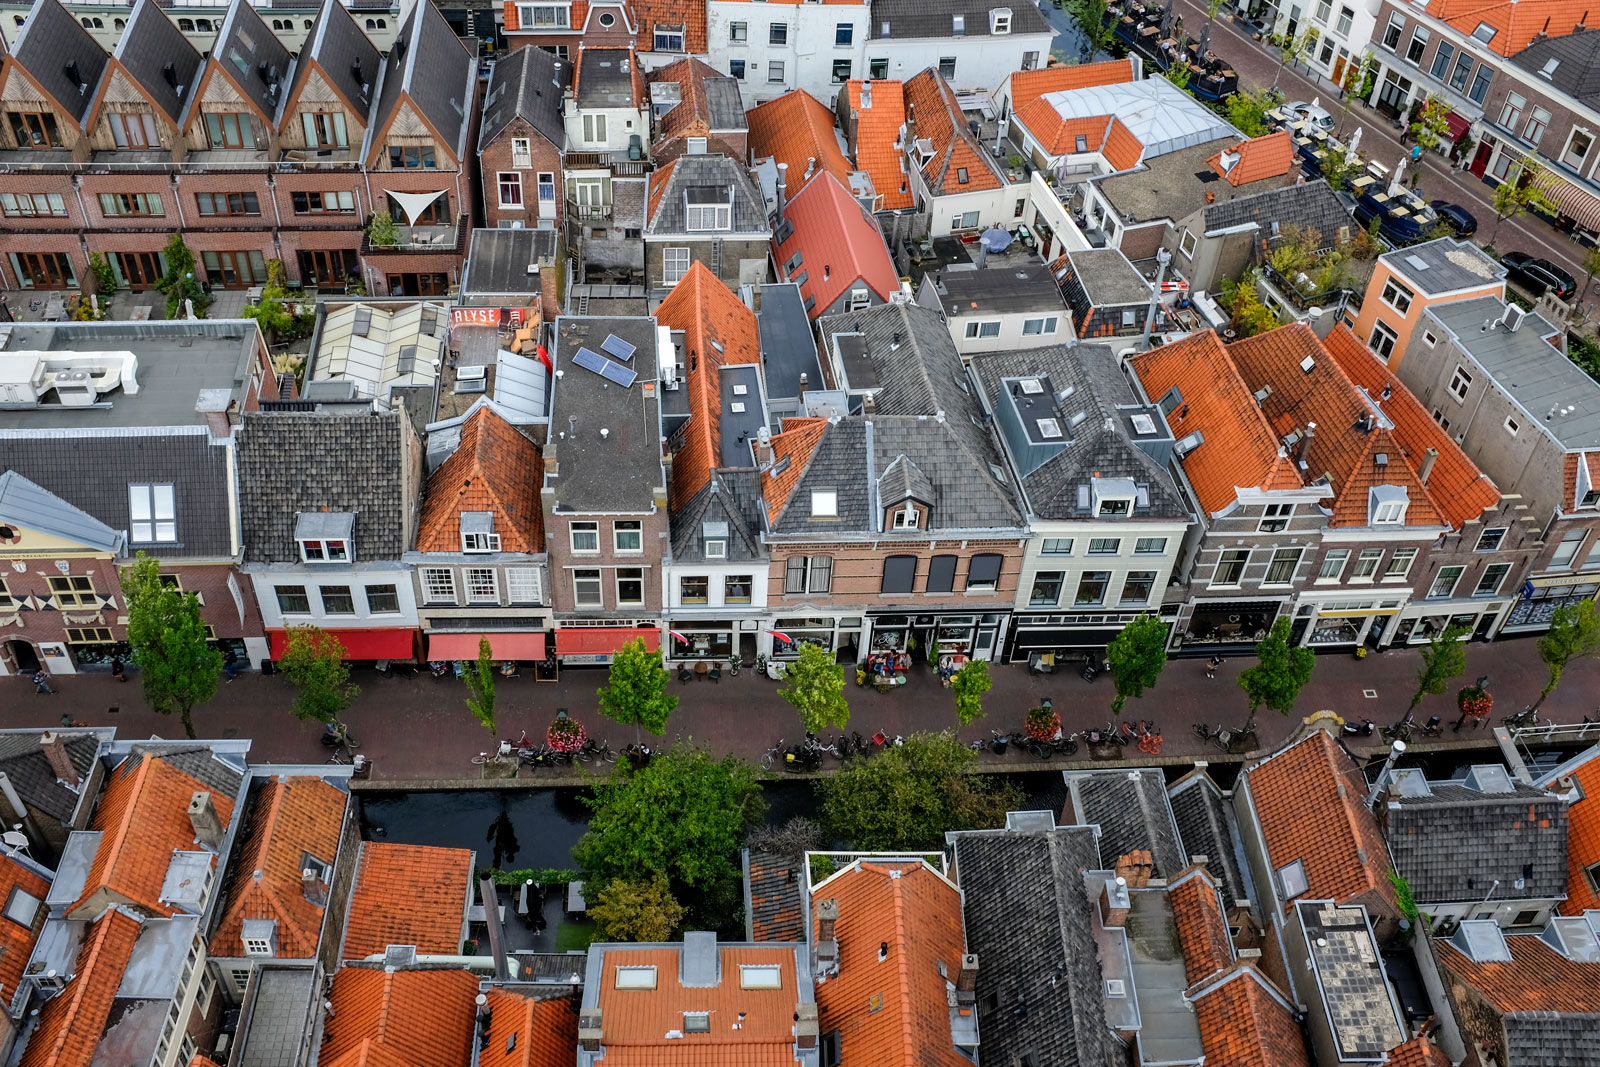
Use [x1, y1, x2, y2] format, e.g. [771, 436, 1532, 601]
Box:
[427, 632, 546, 660]
[1444, 110, 1471, 142]
[554, 627, 660, 656]
[268, 629, 417, 660]
[1542, 174, 1600, 232]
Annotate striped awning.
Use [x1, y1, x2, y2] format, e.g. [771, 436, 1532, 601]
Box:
[1541, 174, 1600, 232]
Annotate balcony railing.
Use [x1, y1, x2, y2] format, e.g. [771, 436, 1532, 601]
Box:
[564, 152, 649, 177]
[566, 200, 612, 220]
[362, 214, 466, 254]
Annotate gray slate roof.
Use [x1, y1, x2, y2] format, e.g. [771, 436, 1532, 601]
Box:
[200, 0, 294, 127]
[11, 0, 108, 124]
[925, 263, 1068, 316]
[0, 731, 98, 824]
[372, 0, 474, 160]
[613, 178, 647, 228]
[1168, 770, 1250, 909]
[480, 42, 569, 151]
[969, 345, 1189, 522]
[1064, 248, 1152, 307]
[1064, 768, 1186, 878]
[952, 826, 1110, 1067]
[114, 0, 204, 124]
[295, 0, 380, 120]
[648, 58, 747, 132]
[1384, 780, 1568, 904]
[871, 0, 1051, 39]
[743, 848, 805, 942]
[121, 743, 244, 796]
[2, 436, 231, 558]
[1379, 237, 1504, 295]
[646, 154, 767, 235]
[547, 317, 665, 513]
[236, 410, 413, 563]
[1501, 1012, 1600, 1067]
[1511, 30, 1600, 109]
[1203, 179, 1351, 245]
[671, 471, 765, 562]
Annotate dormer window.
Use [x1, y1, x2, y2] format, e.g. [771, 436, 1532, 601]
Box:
[686, 188, 732, 231]
[1091, 477, 1136, 518]
[461, 512, 501, 553]
[892, 504, 920, 529]
[952, 13, 965, 34]
[296, 512, 355, 563]
[703, 520, 728, 559]
[242, 918, 277, 958]
[990, 8, 1011, 33]
[1370, 485, 1408, 525]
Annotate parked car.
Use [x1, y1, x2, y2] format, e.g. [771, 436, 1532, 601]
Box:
[1285, 100, 1336, 132]
[1501, 251, 1577, 300]
[1429, 201, 1478, 237]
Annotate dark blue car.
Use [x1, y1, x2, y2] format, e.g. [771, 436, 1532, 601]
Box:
[1428, 201, 1478, 237]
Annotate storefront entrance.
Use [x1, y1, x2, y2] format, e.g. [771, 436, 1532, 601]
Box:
[1503, 580, 1600, 632]
[2, 639, 39, 674]
[868, 614, 1004, 662]
[1176, 600, 1283, 650]
[666, 620, 735, 662]
[770, 616, 862, 664]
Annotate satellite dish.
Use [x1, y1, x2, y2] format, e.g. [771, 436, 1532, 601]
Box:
[3, 831, 30, 854]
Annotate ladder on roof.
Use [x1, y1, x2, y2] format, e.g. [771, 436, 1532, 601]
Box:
[576, 293, 589, 315]
[711, 239, 723, 276]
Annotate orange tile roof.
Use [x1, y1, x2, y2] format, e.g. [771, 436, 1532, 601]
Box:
[1190, 968, 1312, 1067]
[320, 966, 481, 1067]
[1168, 869, 1233, 986]
[213, 776, 348, 960]
[1561, 751, 1600, 914]
[845, 80, 913, 211]
[341, 843, 472, 959]
[1438, 932, 1600, 1014]
[747, 90, 853, 194]
[1425, 0, 1587, 56]
[654, 260, 763, 510]
[480, 990, 579, 1067]
[903, 68, 1003, 195]
[646, 157, 679, 225]
[1387, 1034, 1452, 1067]
[593, 944, 803, 1066]
[1323, 324, 1500, 528]
[632, 0, 707, 54]
[1245, 730, 1397, 915]
[649, 58, 727, 141]
[777, 170, 900, 320]
[76, 752, 236, 918]
[417, 407, 545, 553]
[1228, 325, 1448, 529]
[763, 418, 830, 524]
[187, 1057, 224, 1067]
[1101, 117, 1144, 172]
[1015, 103, 1145, 171]
[1129, 330, 1302, 515]
[0, 854, 50, 999]
[1207, 132, 1295, 187]
[1007, 58, 1138, 113]
[18, 908, 142, 1067]
[810, 860, 970, 1067]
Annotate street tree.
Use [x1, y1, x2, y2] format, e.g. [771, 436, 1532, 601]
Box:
[1237, 617, 1315, 736]
[1338, 53, 1377, 133]
[587, 873, 686, 942]
[1163, 60, 1192, 93]
[1536, 600, 1600, 708]
[1582, 244, 1600, 299]
[1410, 94, 1451, 154]
[821, 732, 1022, 851]
[596, 637, 677, 742]
[278, 624, 359, 725]
[1106, 614, 1169, 715]
[951, 660, 993, 726]
[462, 637, 497, 738]
[1274, 28, 1317, 89]
[1408, 624, 1469, 711]
[779, 642, 850, 733]
[120, 552, 222, 739]
[1225, 89, 1276, 138]
[1489, 154, 1557, 244]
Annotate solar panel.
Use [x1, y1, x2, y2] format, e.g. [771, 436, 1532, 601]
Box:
[573, 347, 609, 374]
[601, 361, 637, 387]
[600, 333, 637, 362]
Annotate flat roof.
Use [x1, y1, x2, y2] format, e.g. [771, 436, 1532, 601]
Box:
[1380, 238, 1504, 295]
[1067, 248, 1152, 307]
[547, 317, 665, 513]
[1297, 900, 1405, 1060]
[932, 263, 1067, 316]
[720, 364, 764, 467]
[756, 284, 823, 401]
[464, 228, 560, 297]
[1095, 137, 1265, 224]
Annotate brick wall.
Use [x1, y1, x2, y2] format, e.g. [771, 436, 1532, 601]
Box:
[480, 118, 564, 230]
[543, 506, 670, 614]
[764, 540, 1025, 604]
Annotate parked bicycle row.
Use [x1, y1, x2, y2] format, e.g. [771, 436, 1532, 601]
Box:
[760, 720, 1166, 771]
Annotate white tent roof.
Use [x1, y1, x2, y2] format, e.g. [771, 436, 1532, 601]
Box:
[1038, 78, 1238, 159]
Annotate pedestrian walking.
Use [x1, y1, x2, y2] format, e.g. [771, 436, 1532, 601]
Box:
[31, 669, 53, 694]
[222, 648, 240, 682]
[1206, 654, 1223, 680]
[110, 655, 127, 682]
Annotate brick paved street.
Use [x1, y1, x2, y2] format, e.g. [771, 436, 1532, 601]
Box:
[13, 632, 1595, 781]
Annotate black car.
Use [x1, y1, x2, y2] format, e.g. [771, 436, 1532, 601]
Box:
[1428, 200, 1478, 237]
[1501, 250, 1578, 300]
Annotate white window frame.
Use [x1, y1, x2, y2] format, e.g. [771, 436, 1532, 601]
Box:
[506, 567, 542, 604]
[570, 521, 600, 554]
[1022, 316, 1058, 336]
[512, 137, 532, 167]
[811, 490, 838, 517]
[462, 531, 502, 553]
[128, 483, 177, 543]
[1370, 320, 1399, 361]
[498, 171, 523, 208]
[613, 520, 643, 554]
[1257, 502, 1293, 533]
[1351, 548, 1384, 581]
[422, 568, 457, 603]
[583, 113, 607, 144]
[615, 568, 645, 607]
[964, 320, 1002, 339]
[849, 288, 870, 311]
[1381, 278, 1414, 314]
[573, 568, 603, 608]
[1373, 500, 1407, 524]
[299, 538, 349, 563]
[1385, 548, 1418, 579]
[1318, 549, 1350, 582]
[1449, 365, 1473, 402]
[663, 247, 691, 286]
[1178, 228, 1197, 258]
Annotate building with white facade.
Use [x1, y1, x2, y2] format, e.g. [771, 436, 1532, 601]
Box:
[706, 0, 872, 107]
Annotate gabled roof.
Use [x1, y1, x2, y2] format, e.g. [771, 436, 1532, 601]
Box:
[645, 153, 768, 235]
[108, 0, 203, 126]
[1168, 868, 1235, 986]
[1064, 768, 1186, 877]
[480, 42, 569, 151]
[872, 0, 1052, 40]
[1168, 770, 1251, 909]
[369, 0, 475, 163]
[190, 0, 293, 130]
[77, 750, 239, 918]
[289, 0, 380, 124]
[1511, 30, 1600, 108]
[213, 776, 348, 960]
[341, 842, 471, 959]
[1560, 748, 1600, 914]
[320, 966, 481, 1067]
[416, 407, 544, 554]
[1228, 324, 1448, 530]
[654, 261, 763, 512]
[1007, 58, 1138, 113]
[671, 470, 766, 562]
[0, 852, 52, 999]
[1387, 1034, 1453, 1067]
[1014, 102, 1144, 170]
[1129, 330, 1303, 515]
[1207, 131, 1294, 186]
[904, 68, 1004, 195]
[480, 990, 579, 1067]
[649, 57, 746, 142]
[1188, 965, 1311, 1067]
[810, 860, 970, 1067]
[1202, 179, 1352, 244]
[17, 908, 143, 1067]
[7, 0, 108, 125]
[1437, 927, 1600, 1061]
[1425, 0, 1588, 56]
[762, 418, 829, 526]
[0, 470, 125, 554]
[777, 172, 900, 319]
[632, 0, 708, 54]
[1243, 729, 1397, 915]
[845, 80, 913, 210]
[1324, 324, 1500, 528]
[748, 89, 854, 194]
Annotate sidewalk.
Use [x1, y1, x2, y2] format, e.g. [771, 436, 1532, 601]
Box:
[14, 634, 1593, 781]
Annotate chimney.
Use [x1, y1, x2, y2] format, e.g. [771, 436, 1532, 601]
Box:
[813, 898, 839, 974]
[804, 156, 817, 181]
[756, 426, 773, 467]
[38, 732, 79, 787]
[189, 791, 224, 850]
[1113, 851, 1153, 889]
[1205, 189, 1216, 204]
[195, 389, 234, 439]
[568, 414, 578, 440]
[956, 953, 979, 995]
[543, 439, 558, 475]
[793, 1002, 819, 1050]
[1099, 876, 1130, 927]
[776, 162, 789, 225]
[816, 898, 838, 941]
[1419, 446, 1439, 485]
[578, 1008, 603, 1052]
[1298, 421, 1316, 464]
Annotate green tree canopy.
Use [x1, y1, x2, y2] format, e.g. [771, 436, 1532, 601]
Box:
[1489, 154, 1557, 244]
[1536, 600, 1600, 707]
[596, 637, 677, 742]
[820, 732, 1022, 851]
[463, 636, 497, 737]
[951, 660, 993, 726]
[1410, 93, 1451, 153]
[1237, 616, 1316, 735]
[120, 552, 222, 739]
[1225, 90, 1276, 138]
[277, 625, 359, 725]
[1067, 0, 1116, 62]
[779, 642, 850, 733]
[1409, 624, 1469, 711]
[586, 873, 686, 942]
[1107, 614, 1169, 715]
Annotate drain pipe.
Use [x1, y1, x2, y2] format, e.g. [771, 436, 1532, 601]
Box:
[359, 953, 520, 978]
[1365, 740, 1406, 809]
[1140, 247, 1171, 350]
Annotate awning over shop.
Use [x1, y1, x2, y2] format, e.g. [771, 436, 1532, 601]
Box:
[1444, 110, 1471, 142]
[1541, 174, 1600, 232]
[268, 628, 417, 660]
[554, 627, 660, 656]
[428, 632, 546, 660]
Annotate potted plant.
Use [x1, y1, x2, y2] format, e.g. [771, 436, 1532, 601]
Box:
[1457, 684, 1493, 720]
[546, 710, 587, 755]
[1024, 704, 1061, 742]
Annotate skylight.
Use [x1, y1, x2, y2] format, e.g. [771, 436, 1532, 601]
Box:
[1037, 418, 1063, 439]
[1540, 57, 1560, 77]
[616, 966, 657, 989]
[1130, 413, 1157, 435]
[740, 965, 783, 989]
[1471, 21, 1496, 42]
[1019, 378, 1045, 394]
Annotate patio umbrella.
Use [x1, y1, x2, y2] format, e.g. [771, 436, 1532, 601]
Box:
[1161, 0, 1174, 31]
[981, 228, 1013, 252]
[1198, 23, 1210, 57]
[1389, 150, 1408, 196]
[1346, 126, 1362, 162]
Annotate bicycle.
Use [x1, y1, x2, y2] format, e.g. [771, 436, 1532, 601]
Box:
[1502, 707, 1539, 729]
[1136, 721, 1163, 755]
[760, 738, 787, 771]
[321, 721, 360, 750]
[577, 737, 617, 764]
[470, 751, 493, 765]
[1192, 722, 1234, 750]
